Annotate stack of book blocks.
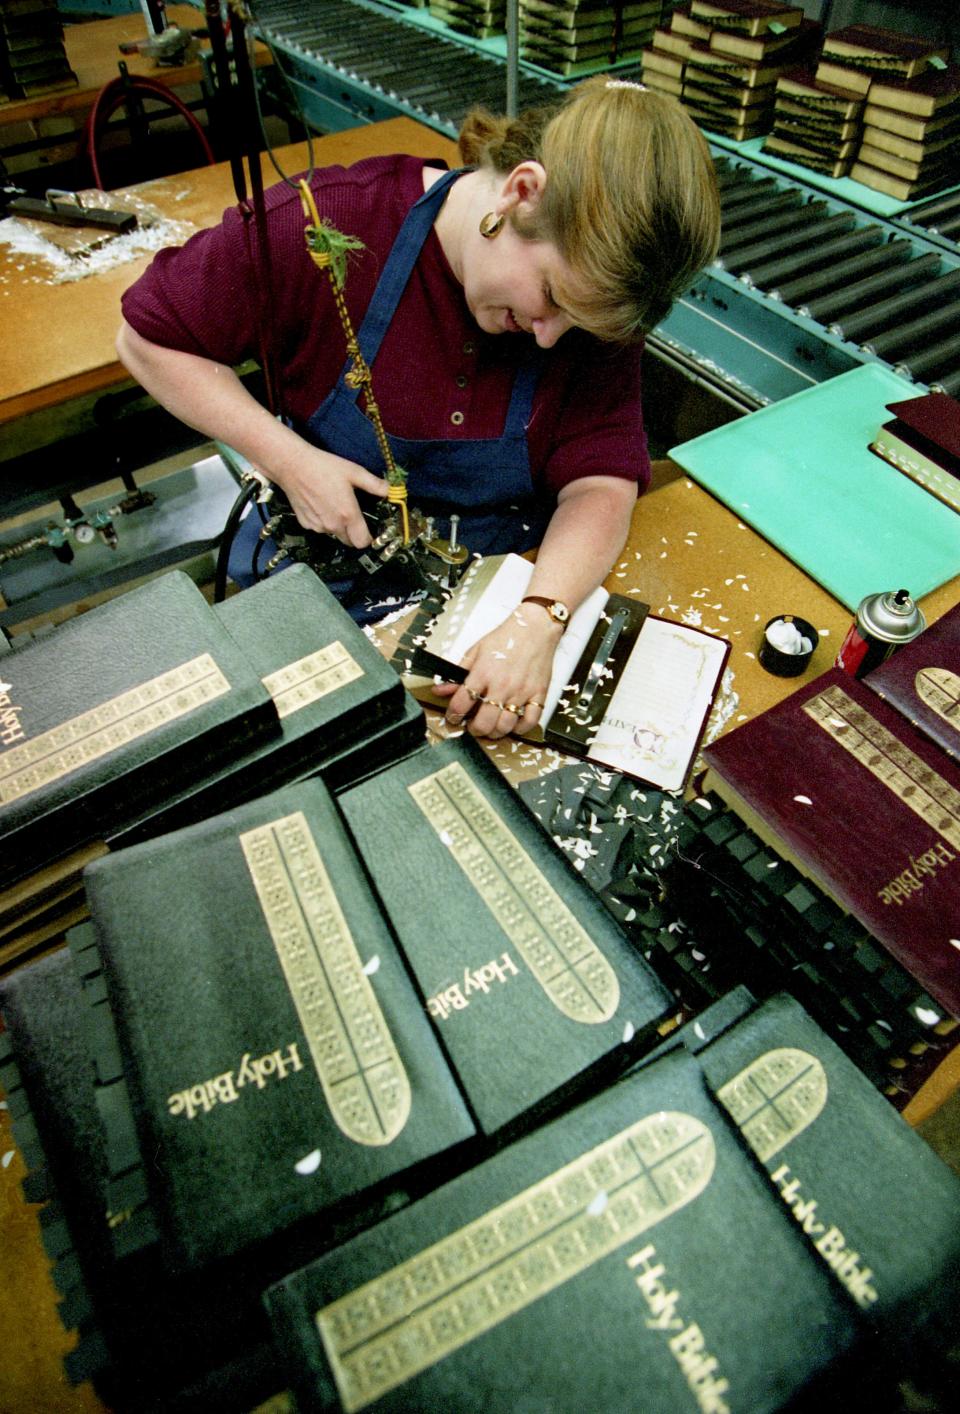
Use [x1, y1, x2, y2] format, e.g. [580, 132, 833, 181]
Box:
[641, 0, 820, 142]
[763, 66, 866, 179]
[428, 0, 507, 40]
[768, 23, 960, 200]
[519, 0, 664, 79]
[0, 0, 77, 100]
[852, 51, 960, 202]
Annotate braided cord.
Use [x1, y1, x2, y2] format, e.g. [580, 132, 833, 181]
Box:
[299, 179, 410, 542]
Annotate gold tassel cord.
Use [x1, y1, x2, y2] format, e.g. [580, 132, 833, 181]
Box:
[298, 180, 410, 544]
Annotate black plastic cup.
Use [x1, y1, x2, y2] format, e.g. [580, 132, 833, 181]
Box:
[759, 614, 819, 677]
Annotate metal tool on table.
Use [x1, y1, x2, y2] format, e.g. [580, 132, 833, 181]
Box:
[570, 608, 629, 721]
[0, 186, 138, 234]
[117, 0, 198, 66]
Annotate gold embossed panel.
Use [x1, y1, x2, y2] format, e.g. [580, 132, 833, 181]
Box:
[409, 762, 620, 1023]
[804, 684, 960, 850]
[316, 1111, 715, 1412]
[240, 812, 410, 1146]
[914, 668, 960, 743]
[717, 1048, 827, 1162]
[0, 655, 230, 807]
[262, 641, 364, 719]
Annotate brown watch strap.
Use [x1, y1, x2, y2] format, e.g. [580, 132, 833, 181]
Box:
[521, 596, 569, 624]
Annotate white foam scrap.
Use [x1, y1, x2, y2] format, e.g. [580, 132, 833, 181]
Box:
[766, 619, 811, 654]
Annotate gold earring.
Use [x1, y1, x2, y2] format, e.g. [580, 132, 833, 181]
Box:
[479, 211, 504, 239]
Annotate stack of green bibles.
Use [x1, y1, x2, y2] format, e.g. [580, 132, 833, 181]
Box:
[264, 1040, 866, 1411]
[337, 734, 675, 1135]
[111, 564, 425, 850]
[696, 991, 960, 1358]
[264, 988, 960, 1410]
[0, 772, 479, 1406]
[6, 930, 959, 1408]
[0, 565, 425, 966]
[0, 571, 277, 891]
[0, 942, 288, 1410]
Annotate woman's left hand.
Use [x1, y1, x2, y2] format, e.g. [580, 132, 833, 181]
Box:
[432, 607, 564, 740]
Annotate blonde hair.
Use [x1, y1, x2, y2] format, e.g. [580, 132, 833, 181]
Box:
[459, 77, 721, 344]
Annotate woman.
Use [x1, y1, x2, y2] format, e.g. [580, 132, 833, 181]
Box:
[117, 76, 720, 740]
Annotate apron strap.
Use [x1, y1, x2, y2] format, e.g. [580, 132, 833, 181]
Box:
[333, 163, 544, 433]
[351, 167, 465, 371]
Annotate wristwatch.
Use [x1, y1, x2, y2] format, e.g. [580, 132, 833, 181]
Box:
[521, 595, 570, 626]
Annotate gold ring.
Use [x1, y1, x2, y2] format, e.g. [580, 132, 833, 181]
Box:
[466, 687, 484, 702]
[504, 702, 523, 715]
[527, 700, 545, 710]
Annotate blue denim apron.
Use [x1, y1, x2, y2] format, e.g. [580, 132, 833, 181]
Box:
[228, 168, 552, 617]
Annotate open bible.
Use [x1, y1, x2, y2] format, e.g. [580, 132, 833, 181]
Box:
[393, 553, 730, 793]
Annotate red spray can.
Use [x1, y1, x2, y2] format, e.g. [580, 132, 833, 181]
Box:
[835, 588, 926, 679]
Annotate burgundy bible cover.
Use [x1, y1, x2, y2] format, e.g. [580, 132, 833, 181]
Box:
[822, 24, 947, 63]
[864, 63, 960, 108]
[701, 667, 960, 1020]
[865, 601, 960, 765]
[883, 391, 960, 470]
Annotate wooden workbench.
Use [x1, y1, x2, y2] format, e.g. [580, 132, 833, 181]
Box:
[0, 116, 458, 427]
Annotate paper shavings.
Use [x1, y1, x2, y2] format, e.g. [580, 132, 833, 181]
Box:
[295, 1150, 322, 1176]
[0, 190, 194, 284]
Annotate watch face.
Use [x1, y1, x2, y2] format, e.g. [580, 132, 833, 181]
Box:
[551, 602, 570, 624]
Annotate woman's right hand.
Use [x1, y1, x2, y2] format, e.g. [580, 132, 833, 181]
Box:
[114, 325, 390, 550]
[272, 443, 390, 549]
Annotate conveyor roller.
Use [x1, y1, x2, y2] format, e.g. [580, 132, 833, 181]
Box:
[249, 0, 562, 134]
[831, 266, 960, 345]
[689, 153, 960, 400]
[898, 187, 960, 256]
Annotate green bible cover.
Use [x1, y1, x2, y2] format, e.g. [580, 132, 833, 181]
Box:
[338, 735, 676, 1135]
[0, 570, 278, 886]
[696, 991, 960, 1347]
[82, 778, 476, 1271]
[109, 565, 426, 848]
[264, 1044, 864, 1413]
[0, 944, 294, 1410]
[212, 563, 425, 792]
[215, 564, 409, 762]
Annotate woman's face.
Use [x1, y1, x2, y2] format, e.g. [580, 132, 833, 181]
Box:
[460, 223, 588, 349]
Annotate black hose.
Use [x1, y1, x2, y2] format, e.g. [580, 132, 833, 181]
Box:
[214, 479, 260, 603]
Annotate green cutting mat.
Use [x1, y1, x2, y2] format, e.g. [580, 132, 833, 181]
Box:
[669, 365, 960, 611]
